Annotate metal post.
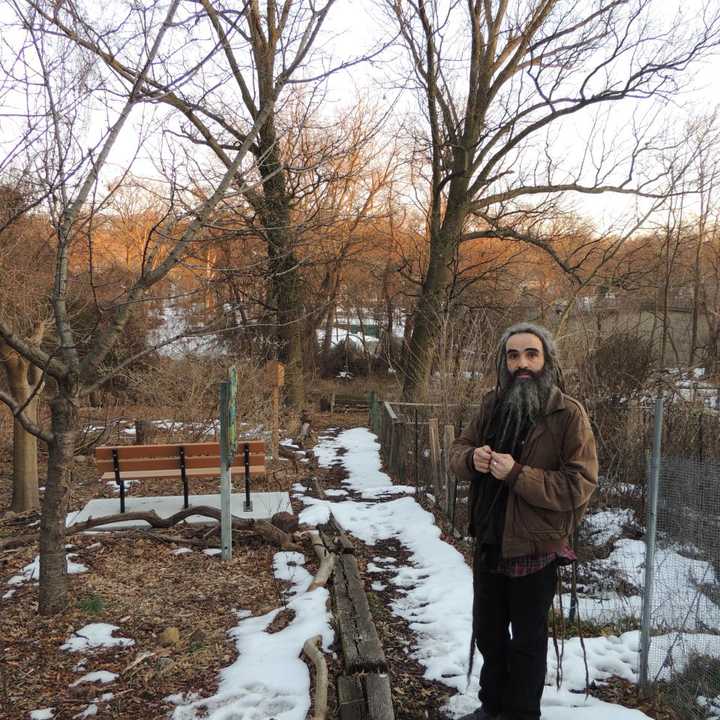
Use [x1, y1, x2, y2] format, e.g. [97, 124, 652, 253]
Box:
[219, 381, 233, 561]
[243, 442, 252, 512]
[640, 393, 664, 693]
[178, 446, 189, 509]
[112, 448, 125, 514]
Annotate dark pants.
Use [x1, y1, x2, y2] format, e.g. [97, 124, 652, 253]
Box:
[472, 553, 557, 720]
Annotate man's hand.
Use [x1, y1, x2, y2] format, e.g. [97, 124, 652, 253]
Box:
[472, 445, 492, 473]
[489, 451, 515, 480]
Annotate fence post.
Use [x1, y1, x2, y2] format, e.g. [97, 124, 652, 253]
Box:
[442, 424, 454, 514]
[384, 402, 400, 475]
[368, 391, 377, 433]
[640, 394, 664, 694]
[428, 418, 441, 503]
[414, 407, 419, 491]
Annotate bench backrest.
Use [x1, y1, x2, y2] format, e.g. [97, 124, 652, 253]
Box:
[95, 440, 265, 476]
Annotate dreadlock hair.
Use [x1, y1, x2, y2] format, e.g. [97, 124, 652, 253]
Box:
[494, 321, 566, 396]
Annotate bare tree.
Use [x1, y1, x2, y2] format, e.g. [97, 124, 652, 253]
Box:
[382, 0, 720, 398]
[0, 0, 280, 614]
[31, 0, 368, 407]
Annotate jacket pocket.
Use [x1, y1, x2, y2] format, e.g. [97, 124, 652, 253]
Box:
[524, 505, 571, 538]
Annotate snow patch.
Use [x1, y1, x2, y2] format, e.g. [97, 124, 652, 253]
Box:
[60, 624, 134, 653]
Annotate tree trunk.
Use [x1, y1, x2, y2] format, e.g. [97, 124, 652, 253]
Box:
[320, 271, 340, 372]
[273, 265, 305, 408]
[1, 348, 40, 512]
[256, 123, 305, 408]
[402, 226, 457, 400]
[39, 392, 77, 615]
[12, 395, 39, 512]
[690, 228, 704, 367]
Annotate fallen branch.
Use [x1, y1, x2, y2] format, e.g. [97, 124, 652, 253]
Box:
[306, 530, 336, 592]
[303, 635, 328, 720]
[63, 506, 300, 549]
[123, 651, 155, 675]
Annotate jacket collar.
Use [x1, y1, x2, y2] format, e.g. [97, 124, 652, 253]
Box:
[543, 385, 565, 416]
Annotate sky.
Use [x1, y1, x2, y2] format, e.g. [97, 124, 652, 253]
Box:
[1, 1, 719, 232]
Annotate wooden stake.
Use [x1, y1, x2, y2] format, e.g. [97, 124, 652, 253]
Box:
[272, 385, 280, 461]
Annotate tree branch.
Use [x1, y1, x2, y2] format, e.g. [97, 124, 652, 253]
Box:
[0, 388, 53, 444]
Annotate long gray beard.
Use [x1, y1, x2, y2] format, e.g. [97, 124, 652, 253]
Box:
[497, 370, 554, 452]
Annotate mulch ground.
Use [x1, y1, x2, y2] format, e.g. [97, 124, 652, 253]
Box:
[0, 404, 680, 719]
[0, 408, 354, 720]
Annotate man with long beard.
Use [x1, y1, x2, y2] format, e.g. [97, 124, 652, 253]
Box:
[450, 323, 598, 720]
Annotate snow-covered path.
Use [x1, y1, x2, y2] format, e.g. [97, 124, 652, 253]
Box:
[300, 427, 653, 719]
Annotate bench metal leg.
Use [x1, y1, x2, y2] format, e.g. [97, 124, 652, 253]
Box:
[112, 448, 125, 513]
[179, 446, 189, 509]
[243, 443, 252, 512]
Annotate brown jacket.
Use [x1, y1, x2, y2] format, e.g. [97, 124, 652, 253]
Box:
[450, 386, 598, 558]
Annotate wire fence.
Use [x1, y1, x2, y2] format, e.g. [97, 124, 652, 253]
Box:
[368, 393, 480, 536]
[642, 397, 720, 720]
[369, 391, 720, 718]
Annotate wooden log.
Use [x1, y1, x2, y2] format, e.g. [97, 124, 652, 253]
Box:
[336, 531, 356, 555]
[333, 554, 387, 674]
[338, 675, 366, 720]
[307, 531, 336, 593]
[319, 525, 355, 556]
[365, 674, 394, 720]
[337, 674, 394, 720]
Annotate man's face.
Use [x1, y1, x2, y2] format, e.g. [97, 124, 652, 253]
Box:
[505, 332, 545, 380]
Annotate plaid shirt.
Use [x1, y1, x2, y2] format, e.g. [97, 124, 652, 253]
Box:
[496, 546, 576, 578]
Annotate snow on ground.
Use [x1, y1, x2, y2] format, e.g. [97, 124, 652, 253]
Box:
[560, 536, 720, 631]
[6, 552, 87, 589]
[582, 509, 634, 546]
[70, 671, 118, 687]
[168, 551, 333, 720]
[306, 427, 696, 719]
[29, 709, 55, 720]
[60, 624, 135, 653]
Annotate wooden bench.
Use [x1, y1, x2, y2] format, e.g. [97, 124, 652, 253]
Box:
[95, 440, 266, 513]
